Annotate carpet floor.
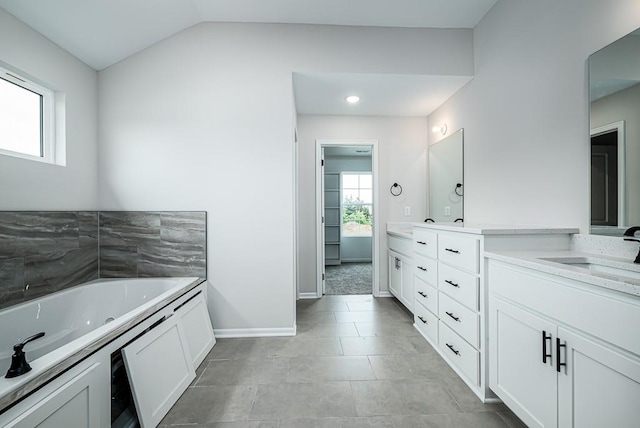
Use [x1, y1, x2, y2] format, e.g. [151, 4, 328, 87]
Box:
[325, 262, 372, 295]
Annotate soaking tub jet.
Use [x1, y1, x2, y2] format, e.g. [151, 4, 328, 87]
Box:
[0, 277, 215, 428]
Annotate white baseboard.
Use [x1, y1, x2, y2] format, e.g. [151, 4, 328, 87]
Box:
[376, 290, 393, 297]
[214, 326, 296, 338]
[298, 292, 319, 299]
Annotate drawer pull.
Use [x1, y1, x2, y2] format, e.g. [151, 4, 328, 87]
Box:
[445, 311, 460, 322]
[417, 241, 427, 245]
[556, 338, 566, 373]
[445, 248, 460, 254]
[418, 291, 428, 298]
[444, 279, 459, 288]
[542, 330, 552, 364]
[445, 343, 460, 356]
[417, 266, 428, 272]
[417, 316, 428, 324]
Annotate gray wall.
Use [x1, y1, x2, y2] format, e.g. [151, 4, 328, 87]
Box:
[0, 211, 206, 310]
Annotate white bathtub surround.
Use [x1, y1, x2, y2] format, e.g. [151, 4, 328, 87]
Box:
[0, 277, 209, 416]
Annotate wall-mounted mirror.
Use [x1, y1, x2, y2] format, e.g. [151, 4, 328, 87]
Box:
[589, 29, 640, 236]
[428, 128, 463, 222]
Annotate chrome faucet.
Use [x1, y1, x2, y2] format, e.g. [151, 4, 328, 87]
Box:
[623, 226, 640, 264]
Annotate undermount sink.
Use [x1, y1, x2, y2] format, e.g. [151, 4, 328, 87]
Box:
[539, 256, 640, 282]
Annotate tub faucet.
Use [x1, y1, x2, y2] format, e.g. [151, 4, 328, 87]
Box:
[623, 226, 640, 264]
[5, 332, 45, 378]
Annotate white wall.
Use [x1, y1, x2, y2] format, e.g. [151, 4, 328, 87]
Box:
[98, 23, 471, 333]
[297, 115, 428, 294]
[0, 9, 98, 210]
[591, 83, 640, 225]
[427, 0, 640, 232]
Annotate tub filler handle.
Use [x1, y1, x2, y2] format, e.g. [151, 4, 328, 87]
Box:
[5, 332, 46, 379]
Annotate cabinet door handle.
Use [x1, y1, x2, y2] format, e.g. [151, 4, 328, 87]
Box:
[445, 248, 460, 254]
[417, 316, 428, 324]
[444, 279, 459, 288]
[542, 330, 552, 364]
[445, 311, 460, 322]
[445, 343, 460, 355]
[417, 241, 427, 245]
[556, 338, 566, 373]
[417, 266, 427, 272]
[418, 291, 427, 298]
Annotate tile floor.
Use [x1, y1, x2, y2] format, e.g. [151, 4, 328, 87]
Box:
[160, 295, 526, 427]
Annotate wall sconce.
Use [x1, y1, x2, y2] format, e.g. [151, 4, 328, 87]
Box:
[432, 124, 447, 135]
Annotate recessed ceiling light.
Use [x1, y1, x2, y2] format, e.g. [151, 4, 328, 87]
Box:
[345, 95, 360, 104]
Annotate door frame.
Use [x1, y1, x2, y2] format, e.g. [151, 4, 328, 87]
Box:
[315, 139, 380, 298]
[590, 120, 625, 228]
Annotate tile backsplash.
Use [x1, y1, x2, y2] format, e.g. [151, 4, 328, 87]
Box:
[0, 211, 206, 310]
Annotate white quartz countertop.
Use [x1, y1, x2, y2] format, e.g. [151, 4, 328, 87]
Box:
[485, 250, 640, 297]
[387, 222, 579, 236]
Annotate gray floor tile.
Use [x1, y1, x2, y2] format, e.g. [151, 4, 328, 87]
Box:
[297, 300, 350, 312]
[287, 356, 376, 382]
[205, 338, 241, 359]
[168, 422, 279, 428]
[346, 299, 403, 313]
[351, 379, 462, 416]
[161, 385, 258, 424]
[250, 382, 357, 419]
[368, 354, 458, 380]
[355, 321, 419, 337]
[296, 310, 336, 323]
[279, 416, 395, 427]
[440, 377, 508, 412]
[340, 335, 431, 356]
[319, 294, 375, 303]
[197, 357, 290, 385]
[333, 310, 406, 323]
[279, 337, 344, 357]
[392, 412, 510, 428]
[228, 337, 343, 358]
[296, 322, 359, 337]
[497, 410, 528, 428]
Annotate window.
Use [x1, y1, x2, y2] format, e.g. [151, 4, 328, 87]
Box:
[342, 172, 373, 237]
[0, 66, 55, 163]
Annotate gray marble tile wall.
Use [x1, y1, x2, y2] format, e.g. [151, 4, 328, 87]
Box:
[0, 211, 99, 309]
[99, 211, 206, 279]
[0, 211, 206, 310]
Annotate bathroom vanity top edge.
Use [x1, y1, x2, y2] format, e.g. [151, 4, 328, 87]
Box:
[413, 223, 580, 235]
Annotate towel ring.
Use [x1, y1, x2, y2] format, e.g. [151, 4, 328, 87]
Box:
[455, 183, 463, 196]
[390, 183, 403, 196]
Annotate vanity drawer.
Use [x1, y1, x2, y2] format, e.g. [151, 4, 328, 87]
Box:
[438, 263, 479, 311]
[438, 292, 479, 348]
[437, 234, 480, 273]
[413, 228, 437, 259]
[415, 277, 438, 315]
[414, 300, 438, 343]
[439, 321, 479, 386]
[388, 234, 412, 257]
[414, 254, 437, 285]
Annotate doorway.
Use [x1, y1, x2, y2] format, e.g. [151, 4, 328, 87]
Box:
[590, 121, 625, 228]
[315, 140, 379, 297]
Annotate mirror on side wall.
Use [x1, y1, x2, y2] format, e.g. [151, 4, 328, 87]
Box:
[589, 28, 640, 236]
[428, 128, 463, 222]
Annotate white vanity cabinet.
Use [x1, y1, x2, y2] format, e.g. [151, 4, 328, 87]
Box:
[409, 224, 577, 403]
[488, 259, 640, 428]
[387, 233, 414, 312]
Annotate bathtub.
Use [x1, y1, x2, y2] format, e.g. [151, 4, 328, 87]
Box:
[0, 276, 204, 413]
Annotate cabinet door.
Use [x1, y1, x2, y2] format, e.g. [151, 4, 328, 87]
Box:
[400, 256, 413, 312]
[176, 292, 216, 369]
[5, 363, 103, 428]
[490, 297, 558, 428]
[123, 314, 195, 428]
[388, 252, 401, 298]
[558, 328, 640, 428]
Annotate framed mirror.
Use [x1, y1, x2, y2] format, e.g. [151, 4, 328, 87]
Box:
[428, 128, 463, 222]
[589, 29, 640, 236]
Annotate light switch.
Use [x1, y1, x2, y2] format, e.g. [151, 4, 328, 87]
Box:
[404, 206, 411, 216]
[444, 206, 451, 216]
